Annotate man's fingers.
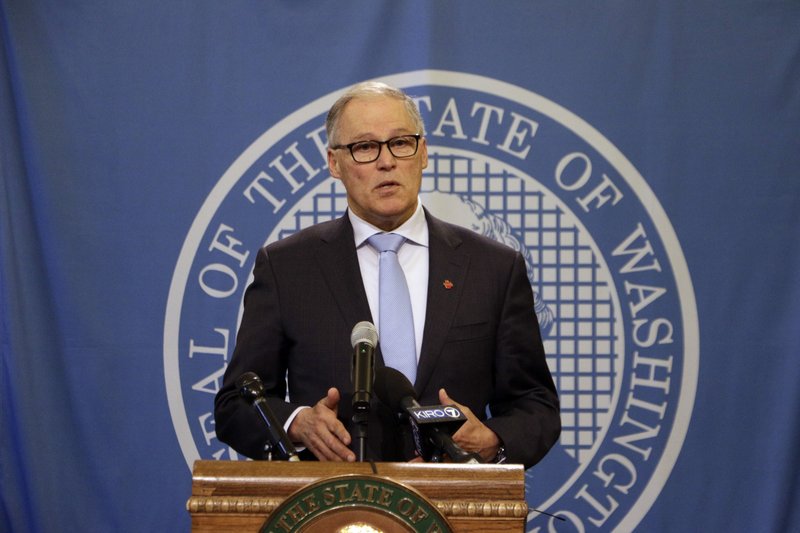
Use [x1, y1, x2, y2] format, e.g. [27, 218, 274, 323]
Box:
[289, 390, 354, 462]
[439, 388, 475, 418]
[321, 387, 341, 412]
[438, 387, 451, 406]
[438, 388, 500, 461]
[309, 413, 354, 461]
[305, 429, 354, 462]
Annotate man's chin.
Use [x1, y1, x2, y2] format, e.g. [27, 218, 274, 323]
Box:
[368, 208, 414, 231]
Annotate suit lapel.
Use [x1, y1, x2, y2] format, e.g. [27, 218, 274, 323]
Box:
[415, 213, 469, 394]
[315, 216, 374, 331]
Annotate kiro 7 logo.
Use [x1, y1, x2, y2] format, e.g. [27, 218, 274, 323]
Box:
[164, 70, 699, 531]
[409, 406, 466, 422]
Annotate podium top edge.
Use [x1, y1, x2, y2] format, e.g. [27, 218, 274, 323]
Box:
[191, 459, 524, 478]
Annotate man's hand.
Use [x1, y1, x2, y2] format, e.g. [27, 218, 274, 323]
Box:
[287, 388, 355, 462]
[439, 388, 501, 463]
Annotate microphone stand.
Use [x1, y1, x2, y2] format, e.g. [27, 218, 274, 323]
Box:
[352, 409, 369, 462]
[252, 396, 296, 461]
[236, 372, 299, 461]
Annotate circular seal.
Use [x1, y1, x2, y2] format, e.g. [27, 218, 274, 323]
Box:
[260, 474, 451, 533]
[164, 70, 699, 532]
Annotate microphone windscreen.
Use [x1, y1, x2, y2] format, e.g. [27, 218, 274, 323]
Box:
[374, 366, 416, 411]
[235, 371, 266, 401]
[235, 371, 258, 389]
[351, 321, 378, 348]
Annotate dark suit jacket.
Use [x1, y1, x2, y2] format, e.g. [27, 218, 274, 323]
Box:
[214, 210, 560, 468]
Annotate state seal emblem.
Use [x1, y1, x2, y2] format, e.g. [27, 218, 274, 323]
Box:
[165, 70, 699, 531]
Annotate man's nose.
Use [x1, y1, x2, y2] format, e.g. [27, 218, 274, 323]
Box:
[374, 145, 397, 169]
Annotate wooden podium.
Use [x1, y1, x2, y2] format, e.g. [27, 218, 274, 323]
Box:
[187, 460, 527, 532]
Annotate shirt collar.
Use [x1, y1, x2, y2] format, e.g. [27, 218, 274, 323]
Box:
[349, 200, 429, 248]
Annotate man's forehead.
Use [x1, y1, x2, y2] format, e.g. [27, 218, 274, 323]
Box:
[338, 96, 415, 135]
[341, 94, 406, 115]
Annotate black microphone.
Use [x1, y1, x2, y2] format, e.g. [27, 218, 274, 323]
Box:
[373, 366, 483, 464]
[350, 321, 378, 413]
[236, 372, 300, 461]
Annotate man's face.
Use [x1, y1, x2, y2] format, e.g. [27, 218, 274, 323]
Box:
[327, 96, 428, 231]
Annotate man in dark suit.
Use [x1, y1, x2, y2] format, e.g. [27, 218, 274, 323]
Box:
[214, 81, 560, 468]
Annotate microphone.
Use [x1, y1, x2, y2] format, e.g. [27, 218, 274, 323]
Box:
[351, 321, 378, 413]
[373, 366, 483, 464]
[235, 372, 300, 461]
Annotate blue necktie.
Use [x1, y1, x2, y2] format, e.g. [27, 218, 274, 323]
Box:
[367, 233, 417, 384]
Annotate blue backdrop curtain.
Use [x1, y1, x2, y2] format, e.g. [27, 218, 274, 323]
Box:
[2, 1, 799, 531]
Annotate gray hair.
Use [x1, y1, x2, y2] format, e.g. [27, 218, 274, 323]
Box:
[325, 81, 425, 146]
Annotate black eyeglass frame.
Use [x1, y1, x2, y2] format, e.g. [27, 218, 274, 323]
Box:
[330, 134, 422, 163]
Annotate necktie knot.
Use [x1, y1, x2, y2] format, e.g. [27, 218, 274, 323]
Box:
[367, 233, 406, 254]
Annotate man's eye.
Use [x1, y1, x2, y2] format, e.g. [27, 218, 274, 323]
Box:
[352, 142, 376, 152]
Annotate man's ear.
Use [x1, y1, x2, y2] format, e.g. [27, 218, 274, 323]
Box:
[328, 149, 341, 179]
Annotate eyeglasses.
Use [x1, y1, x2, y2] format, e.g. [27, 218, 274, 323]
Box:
[331, 134, 421, 163]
